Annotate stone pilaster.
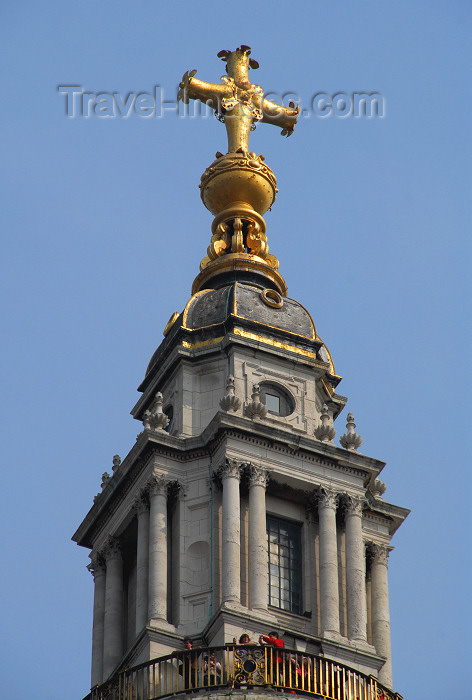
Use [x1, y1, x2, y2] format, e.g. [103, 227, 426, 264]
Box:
[317, 488, 341, 637]
[148, 473, 169, 623]
[369, 543, 393, 688]
[102, 537, 124, 679]
[345, 496, 367, 642]
[219, 459, 242, 604]
[88, 553, 106, 687]
[248, 464, 269, 611]
[135, 490, 150, 634]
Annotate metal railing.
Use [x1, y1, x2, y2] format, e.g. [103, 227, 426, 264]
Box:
[85, 645, 403, 700]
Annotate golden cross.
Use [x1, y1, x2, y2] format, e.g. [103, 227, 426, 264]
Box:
[178, 45, 299, 153]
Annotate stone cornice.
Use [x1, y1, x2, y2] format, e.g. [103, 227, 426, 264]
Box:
[72, 411, 400, 550]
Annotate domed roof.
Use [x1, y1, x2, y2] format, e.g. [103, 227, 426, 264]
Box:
[183, 282, 316, 339]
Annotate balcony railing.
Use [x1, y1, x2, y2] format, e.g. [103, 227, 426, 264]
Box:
[85, 645, 403, 700]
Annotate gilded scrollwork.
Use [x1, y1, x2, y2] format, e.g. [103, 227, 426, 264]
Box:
[199, 152, 277, 193]
[233, 645, 266, 685]
[207, 221, 231, 261]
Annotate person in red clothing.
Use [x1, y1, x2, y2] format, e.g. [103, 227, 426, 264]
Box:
[259, 632, 284, 685]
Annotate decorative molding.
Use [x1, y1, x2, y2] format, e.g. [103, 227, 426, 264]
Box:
[218, 458, 242, 481]
[344, 494, 365, 518]
[143, 392, 170, 432]
[248, 464, 269, 488]
[317, 486, 339, 510]
[220, 375, 242, 412]
[133, 489, 150, 515]
[339, 413, 363, 451]
[369, 478, 387, 498]
[148, 472, 169, 497]
[103, 536, 122, 561]
[244, 383, 268, 420]
[87, 553, 105, 578]
[366, 542, 392, 568]
[314, 404, 336, 443]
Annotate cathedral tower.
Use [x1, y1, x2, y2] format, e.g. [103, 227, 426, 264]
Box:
[73, 47, 409, 700]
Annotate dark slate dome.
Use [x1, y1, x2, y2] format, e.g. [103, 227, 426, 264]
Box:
[182, 282, 316, 339]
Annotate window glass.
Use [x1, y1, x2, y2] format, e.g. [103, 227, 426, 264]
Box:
[259, 383, 294, 417]
[265, 393, 280, 414]
[266, 516, 302, 614]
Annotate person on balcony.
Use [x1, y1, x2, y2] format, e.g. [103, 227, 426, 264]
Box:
[259, 631, 284, 685]
[178, 638, 200, 689]
[203, 650, 222, 687]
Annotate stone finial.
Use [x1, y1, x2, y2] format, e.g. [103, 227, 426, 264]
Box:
[244, 383, 268, 420]
[339, 412, 363, 451]
[143, 392, 170, 432]
[314, 404, 336, 443]
[370, 478, 387, 498]
[112, 454, 121, 472]
[101, 472, 111, 489]
[220, 375, 242, 412]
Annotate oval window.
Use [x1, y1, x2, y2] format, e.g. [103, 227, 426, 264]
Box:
[259, 383, 294, 417]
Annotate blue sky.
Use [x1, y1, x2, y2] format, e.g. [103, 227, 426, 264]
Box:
[1, 2, 470, 699]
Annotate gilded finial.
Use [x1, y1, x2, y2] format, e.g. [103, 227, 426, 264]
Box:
[179, 48, 296, 296]
[179, 46, 298, 153]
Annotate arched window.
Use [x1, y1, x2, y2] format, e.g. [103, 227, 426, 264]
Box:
[259, 383, 294, 417]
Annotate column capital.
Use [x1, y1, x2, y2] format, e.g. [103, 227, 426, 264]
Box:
[88, 553, 106, 579]
[103, 536, 122, 562]
[344, 494, 365, 517]
[134, 489, 150, 515]
[148, 471, 169, 497]
[218, 458, 242, 481]
[248, 463, 269, 488]
[367, 542, 392, 568]
[317, 486, 339, 510]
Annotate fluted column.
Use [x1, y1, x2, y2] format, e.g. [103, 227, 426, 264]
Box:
[318, 488, 340, 636]
[103, 537, 124, 679]
[370, 543, 393, 688]
[345, 496, 367, 641]
[248, 465, 269, 611]
[220, 459, 242, 604]
[135, 490, 150, 634]
[148, 473, 169, 622]
[89, 554, 106, 686]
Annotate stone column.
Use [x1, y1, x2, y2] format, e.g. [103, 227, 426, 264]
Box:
[135, 490, 150, 634]
[248, 465, 269, 611]
[89, 554, 106, 687]
[345, 496, 367, 642]
[220, 459, 242, 604]
[148, 473, 168, 622]
[370, 543, 393, 688]
[102, 537, 124, 679]
[318, 488, 340, 636]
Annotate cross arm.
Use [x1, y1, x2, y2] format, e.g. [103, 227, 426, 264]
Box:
[256, 96, 300, 136]
[178, 71, 231, 112]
